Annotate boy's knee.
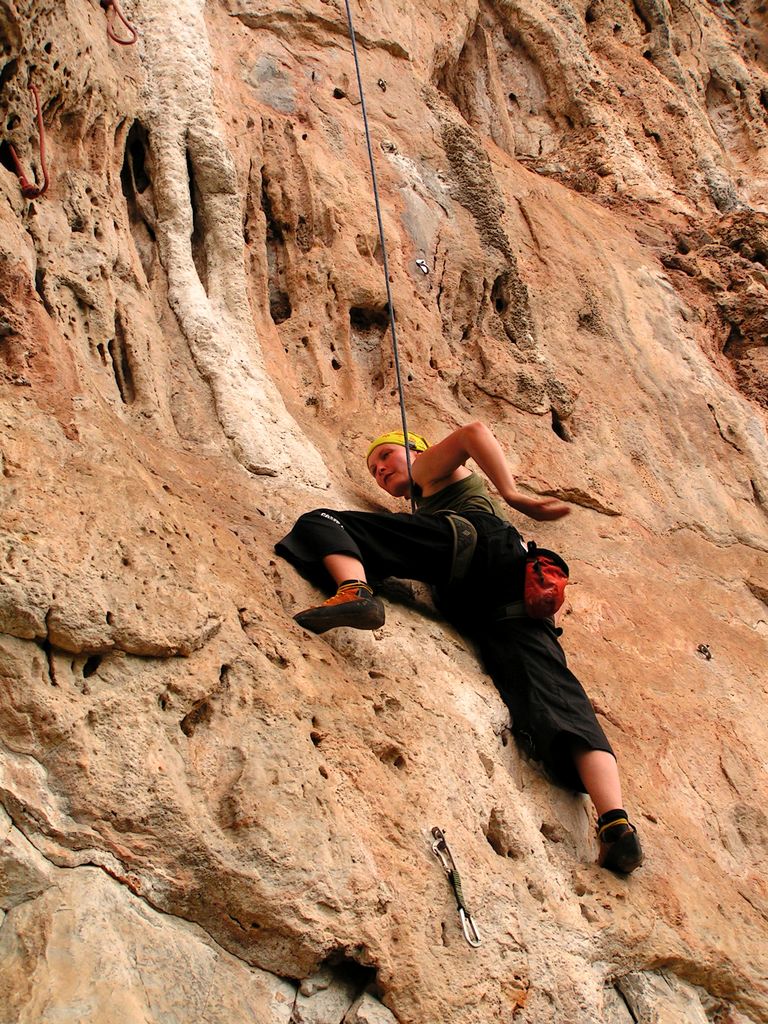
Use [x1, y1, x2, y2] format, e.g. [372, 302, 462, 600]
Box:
[295, 509, 346, 532]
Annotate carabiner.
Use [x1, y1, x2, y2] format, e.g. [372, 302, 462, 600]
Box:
[459, 907, 482, 948]
[431, 826, 455, 873]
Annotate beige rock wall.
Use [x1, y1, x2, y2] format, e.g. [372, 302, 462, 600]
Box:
[1, 0, 767, 1022]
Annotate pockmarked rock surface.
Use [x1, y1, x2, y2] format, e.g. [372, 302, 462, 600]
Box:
[1, 0, 767, 1021]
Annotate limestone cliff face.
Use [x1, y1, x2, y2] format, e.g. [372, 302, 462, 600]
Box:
[1, 1, 767, 1022]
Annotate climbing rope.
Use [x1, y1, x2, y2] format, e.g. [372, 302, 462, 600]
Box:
[431, 827, 482, 947]
[341, 0, 416, 512]
[8, 81, 49, 200]
[100, 0, 138, 45]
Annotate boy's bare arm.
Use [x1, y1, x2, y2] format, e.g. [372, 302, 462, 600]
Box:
[412, 421, 570, 521]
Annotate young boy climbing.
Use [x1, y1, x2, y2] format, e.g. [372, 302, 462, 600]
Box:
[275, 422, 643, 874]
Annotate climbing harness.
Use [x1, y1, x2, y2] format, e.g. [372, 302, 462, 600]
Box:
[100, 0, 138, 45]
[431, 827, 481, 948]
[436, 512, 478, 585]
[8, 81, 49, 200]
[342, 0, 416, 512]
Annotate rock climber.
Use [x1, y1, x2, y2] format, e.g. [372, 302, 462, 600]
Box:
[275, 422, 643, 874]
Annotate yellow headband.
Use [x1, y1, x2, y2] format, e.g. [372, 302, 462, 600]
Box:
[366, 430, 429, 461]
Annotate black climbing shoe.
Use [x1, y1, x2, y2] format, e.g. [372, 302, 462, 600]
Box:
[597, 815, 644, 874]
[293, 582, 385, 634]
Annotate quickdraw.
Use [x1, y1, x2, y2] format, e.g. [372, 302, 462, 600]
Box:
[100, 0, 138, 45]
[431, 827, 481, 948]
[8, 81, 49, 200]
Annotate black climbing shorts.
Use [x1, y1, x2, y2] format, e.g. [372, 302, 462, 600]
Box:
[276, 507, 614, 790]
[275, 507, 528, 609]
[474, 617, 614, 793]
[275, 507, 459, 589]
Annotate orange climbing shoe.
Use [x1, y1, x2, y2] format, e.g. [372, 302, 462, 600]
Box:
[597, 814, 644, 874]
[293, 581, 385, 634]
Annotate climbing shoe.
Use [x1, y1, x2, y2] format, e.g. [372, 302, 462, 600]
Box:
[293, 581, 385, 634]
[597, 811, 644, 874]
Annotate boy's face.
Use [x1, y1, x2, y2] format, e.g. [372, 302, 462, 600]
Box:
[367, 443, 413, 498]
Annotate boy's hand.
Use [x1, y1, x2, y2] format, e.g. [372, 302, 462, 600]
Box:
[527, 498, 571, 521]
[505, 493, 571, 520]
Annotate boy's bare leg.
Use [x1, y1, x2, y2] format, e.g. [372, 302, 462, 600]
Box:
[571, 745, 623, 817]
[572, 742, 643, 872]
[323, 554, 367, 585]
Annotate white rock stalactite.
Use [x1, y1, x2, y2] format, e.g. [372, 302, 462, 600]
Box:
[137, 0, 329, 485]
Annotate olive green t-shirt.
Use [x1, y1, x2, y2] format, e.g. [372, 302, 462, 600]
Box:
[414, 472, 506, 518]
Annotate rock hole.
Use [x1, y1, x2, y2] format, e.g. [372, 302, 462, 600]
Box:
[551, 409, 572, 442]
[485, 808, 521, 858]
[158, 693, 168, 710]
[378, 745, 406, 770]
[491, 273, 513, 321]
[83, 655, 102, 678]
[333, 87, 346, 99]
[310, 730, 322, 746]
[350, 304, 390, 331]
[540, 821, 564, 843]
[585, 5, 597, 23]
[180, 697, 212, 737]
[319, 765, 329, 778]
[107, 310, 136, 405]
[760, 88, 768, 113]
[105, 611, 114, 624]
[34, 268, 55, 317]
[123, 121, 151, 194]
[613, 23, 621, 33]
[723, 324, 743, 357]
[643, 49, 654, 61]
[120, 121, 156, 280]
[0, 140, 18, 176]
[0, 57, 18, 95]
[331, 357, 342, 370]
[44, 41, 52, 53]
[186, 150, 209, 296]
[261, 167, 293, 324]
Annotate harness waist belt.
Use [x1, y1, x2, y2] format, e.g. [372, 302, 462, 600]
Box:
[494, 601, 555, 627]
[493, 600, 526, 620]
